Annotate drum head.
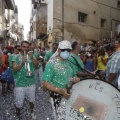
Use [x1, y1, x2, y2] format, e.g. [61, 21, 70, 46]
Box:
[58, 79, 120, 120]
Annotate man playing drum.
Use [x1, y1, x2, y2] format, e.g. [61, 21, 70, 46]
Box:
[42, 40, 80, 118]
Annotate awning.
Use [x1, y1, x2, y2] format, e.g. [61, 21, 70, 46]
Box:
[4, 0, 15, 10]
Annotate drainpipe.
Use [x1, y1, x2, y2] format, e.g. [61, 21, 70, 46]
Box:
[62, 0, 64, 40]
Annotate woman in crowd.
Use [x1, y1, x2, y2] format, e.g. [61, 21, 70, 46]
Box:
[95, 48, 108, 78]
[84, 52, 95, 72]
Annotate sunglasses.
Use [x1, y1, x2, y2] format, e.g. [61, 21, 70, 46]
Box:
[60, 49, 71, 52]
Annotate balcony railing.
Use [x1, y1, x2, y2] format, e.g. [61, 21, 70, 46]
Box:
[36, 21, 47, 33]
[36, 21, 47, 39]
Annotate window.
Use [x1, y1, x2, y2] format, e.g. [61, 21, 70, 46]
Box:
[117, 0, 120, 8]
[78, 12, 88, 23]
[101, 18, 106, 27]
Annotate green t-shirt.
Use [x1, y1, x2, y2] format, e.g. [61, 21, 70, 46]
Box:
[68, 53, 84, 76]
[33, 49, 41, 69]
[12, 54, 36, 87]
[33, 49, 39, 59]
[44, 50, 54, 62]
[9, 54, 20, 66]
[9, 54, 19, 79]
[42, 57, 76, 88]
[9, 54, 14, 67]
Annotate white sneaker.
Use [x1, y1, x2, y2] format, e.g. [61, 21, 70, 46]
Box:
[31, 112, 37, 120]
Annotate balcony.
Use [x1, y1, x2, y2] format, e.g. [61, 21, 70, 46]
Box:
[36, 21, 47, 39]
[5, 0, 15, 10]
[37, 22, 47, 31]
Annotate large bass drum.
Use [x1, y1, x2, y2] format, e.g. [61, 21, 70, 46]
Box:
[57, 79, 120, 120]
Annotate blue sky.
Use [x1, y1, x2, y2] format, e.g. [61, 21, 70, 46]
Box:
[15, 0, 31, 40]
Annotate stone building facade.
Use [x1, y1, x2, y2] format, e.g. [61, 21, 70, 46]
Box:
[50, 0, 120, 42]
[30, 0, 120, 47]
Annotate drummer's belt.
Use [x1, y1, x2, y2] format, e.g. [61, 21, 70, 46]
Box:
[50, 92, 62, 109]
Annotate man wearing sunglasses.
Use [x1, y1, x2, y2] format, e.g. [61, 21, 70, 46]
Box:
[42, 40, 80, 119]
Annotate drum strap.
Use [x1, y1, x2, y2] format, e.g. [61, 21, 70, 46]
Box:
[68, 56, 97, 78]
[67, 56, 84, 72]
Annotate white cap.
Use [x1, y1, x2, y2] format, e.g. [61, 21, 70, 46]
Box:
[58, 40, 72, 49]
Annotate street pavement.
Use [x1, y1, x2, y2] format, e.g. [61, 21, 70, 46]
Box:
[0, 67, 55, 120]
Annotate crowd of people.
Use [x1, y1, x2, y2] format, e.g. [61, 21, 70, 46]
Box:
[0, 37, 120, 119]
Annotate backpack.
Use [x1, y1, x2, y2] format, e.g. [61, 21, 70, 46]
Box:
[1, 67, 14, 84]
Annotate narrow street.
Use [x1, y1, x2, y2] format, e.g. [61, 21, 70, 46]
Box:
[0, 67, 55, 120]
[0, 0, 120, 120]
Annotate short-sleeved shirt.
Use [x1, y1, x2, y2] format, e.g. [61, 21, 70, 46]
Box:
[33, 49, 39, 59]
[12, 53, 36, 87]
[44, 50, 54, 62]
[33, 49, 41, 69]
[9, 54, 14, 67]
[9, 54, 19, 79]
[106, 50, 120, 86]
[97, 55, 108, 70]
[68, 53, 84, 74]
[42, 57, 76, 88]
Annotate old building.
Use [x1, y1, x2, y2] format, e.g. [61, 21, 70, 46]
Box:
[29, 1, 37, 42]
[0, 0, 23, 48]
[36, 2, 47, 47]
[7, 5, 19, 45]
[0, 0, 16, 49]
[17, 23, 24, 42]
[48, 0, 120, 42]
[30, 0, 48, 47]
[31, 0, 120, 47]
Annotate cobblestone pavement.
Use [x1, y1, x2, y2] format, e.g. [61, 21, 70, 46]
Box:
[0, 67, 55, 120]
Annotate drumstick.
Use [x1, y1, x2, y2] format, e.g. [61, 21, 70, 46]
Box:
[67, 59, 103, 79]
